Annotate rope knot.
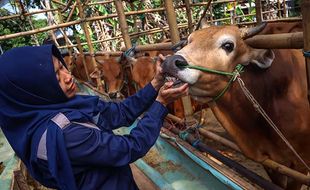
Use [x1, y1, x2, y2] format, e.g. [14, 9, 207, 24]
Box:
[303, 50, 310, 58]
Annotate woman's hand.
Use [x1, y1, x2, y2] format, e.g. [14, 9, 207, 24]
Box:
[156, 81, 189, 106]
[151, 54, 166, 91]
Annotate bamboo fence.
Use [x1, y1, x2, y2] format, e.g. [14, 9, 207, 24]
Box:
[0, 0, 309, 187]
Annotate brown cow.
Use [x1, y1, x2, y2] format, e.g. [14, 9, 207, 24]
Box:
[259, 21, 303, 35]
[162, 24, 310, 189]
[63, 54, 125, 100]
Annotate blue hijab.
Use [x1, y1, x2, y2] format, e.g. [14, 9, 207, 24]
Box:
[0, 45, 100, 189]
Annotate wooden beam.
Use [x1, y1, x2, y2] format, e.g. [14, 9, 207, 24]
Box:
[301, 0, 310, 102]
[245, 32, 303, 49]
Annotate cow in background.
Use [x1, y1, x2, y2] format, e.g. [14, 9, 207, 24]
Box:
[162, 23, 310, 189]
[258, 20, 302, 34]
[63, 53, 125, 100]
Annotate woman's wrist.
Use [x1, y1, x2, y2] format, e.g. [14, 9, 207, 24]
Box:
[155, 97, 167, 106]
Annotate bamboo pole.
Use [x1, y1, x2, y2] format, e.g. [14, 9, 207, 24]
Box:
[245, 32, 303, 49]
[59, 23, 189, 50]
[192, 0, 235, 6]
[15, 0, 39, 46]
[283, 0, 287, 18]
[199, 128, 241, 151]
[255, 0, 263, 23]
[0, 8, 58, 21]
[232, 1, 237, 24]
[121, 42, 172, 52]
[60, 0, 73, 13]
[0, 1, 235, 22]
[277, 0, 282, 18]
[76, 0, 104, 92]
[184, 0, 193, 33]
[76, 37, 91, 82]
[44, 0, 59, 47]
[56, 10, 75, 55]
[164, 0, 193, 119]
[87, 0, 114, 6]
[0, 19, 80, 41]
[114, 0, 132, 49]
[51, 0, 66, 7]
[164, 0, 180, 44]
[66, 1, 77, 22]
[301, 0, 310, 102]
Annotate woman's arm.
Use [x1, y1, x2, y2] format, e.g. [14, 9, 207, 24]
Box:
[95, 83, 158, 130]
[64, 101, 168, 167]
[94, 56, 165, 130]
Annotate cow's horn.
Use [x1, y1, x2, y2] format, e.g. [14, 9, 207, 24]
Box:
[240, 22, 267, 39]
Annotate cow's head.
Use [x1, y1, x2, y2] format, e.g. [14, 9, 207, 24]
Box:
[162, 23, 275, 103]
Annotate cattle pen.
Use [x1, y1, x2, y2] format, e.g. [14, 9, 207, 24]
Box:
[0, 0, 310, 190]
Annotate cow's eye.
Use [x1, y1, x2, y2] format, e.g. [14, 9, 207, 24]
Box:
[221, 42, 234, 53]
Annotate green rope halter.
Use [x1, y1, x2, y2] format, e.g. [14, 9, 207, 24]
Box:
[181, 64, 244, 101]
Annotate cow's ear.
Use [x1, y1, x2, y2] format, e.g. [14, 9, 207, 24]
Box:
[249, 49, 274, 69]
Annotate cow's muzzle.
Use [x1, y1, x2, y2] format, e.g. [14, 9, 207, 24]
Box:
[162, 55, 188, 87]
[162, 55, 188, 75]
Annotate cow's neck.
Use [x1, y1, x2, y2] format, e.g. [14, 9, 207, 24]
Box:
[208, 57, 310, 164]
[208, 64, 286, 161]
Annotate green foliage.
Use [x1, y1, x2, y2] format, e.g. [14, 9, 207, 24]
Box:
[0, 8, 48, 51]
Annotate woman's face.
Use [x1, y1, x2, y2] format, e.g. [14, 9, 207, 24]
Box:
[52, 56, 77, 98]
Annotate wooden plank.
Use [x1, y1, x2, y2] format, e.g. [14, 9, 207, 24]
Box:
[245, 32, 303, 49]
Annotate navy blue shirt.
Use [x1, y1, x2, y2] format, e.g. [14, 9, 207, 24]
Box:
[37, 83, 168, 190]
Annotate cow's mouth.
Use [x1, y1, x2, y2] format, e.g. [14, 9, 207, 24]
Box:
[162, 54, 200, 86]
[165, 75, 184, 88]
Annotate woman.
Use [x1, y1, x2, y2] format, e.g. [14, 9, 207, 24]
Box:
[0, 45, 188, 190]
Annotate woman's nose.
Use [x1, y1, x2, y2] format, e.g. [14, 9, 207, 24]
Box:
[60, 70, 72, 82]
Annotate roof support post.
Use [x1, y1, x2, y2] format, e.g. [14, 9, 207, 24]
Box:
[115, 0, 132, 49]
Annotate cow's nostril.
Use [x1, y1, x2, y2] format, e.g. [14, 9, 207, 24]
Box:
[175, 60, 188, 70]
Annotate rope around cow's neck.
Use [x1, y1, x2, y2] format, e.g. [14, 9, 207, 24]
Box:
[184, 63, 310, 172]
